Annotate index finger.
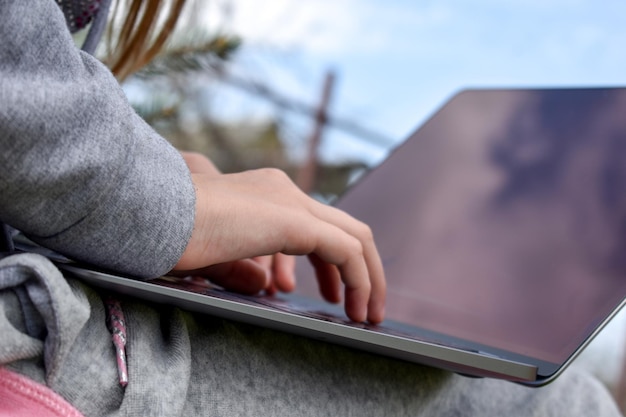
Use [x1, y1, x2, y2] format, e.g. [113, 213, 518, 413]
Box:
[331, 209, 386, 324]
[285, 218, 372, 322]
[298, 202, 387, 324]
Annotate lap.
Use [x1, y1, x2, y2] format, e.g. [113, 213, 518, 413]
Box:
[1, 253, 621, 416]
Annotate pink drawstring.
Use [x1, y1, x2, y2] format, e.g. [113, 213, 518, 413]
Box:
[104, 297, 128, 387]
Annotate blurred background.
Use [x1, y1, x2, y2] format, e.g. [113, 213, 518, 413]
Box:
[110, 0, 626, 407]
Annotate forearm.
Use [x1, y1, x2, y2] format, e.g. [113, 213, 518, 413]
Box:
[0, 0, 195, 278]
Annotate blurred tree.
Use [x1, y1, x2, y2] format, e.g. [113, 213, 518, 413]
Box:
[116, 1, 388, 199]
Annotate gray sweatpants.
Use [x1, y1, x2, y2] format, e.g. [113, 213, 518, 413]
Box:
[0, 253, 622, 416]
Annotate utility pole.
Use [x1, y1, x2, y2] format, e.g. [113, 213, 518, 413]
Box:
[296, 70, 335, 194]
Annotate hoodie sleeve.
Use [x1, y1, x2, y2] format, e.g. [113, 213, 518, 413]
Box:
[0, 0, 196, 278]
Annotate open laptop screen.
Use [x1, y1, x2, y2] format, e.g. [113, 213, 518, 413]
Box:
[295, 88, 626, 370]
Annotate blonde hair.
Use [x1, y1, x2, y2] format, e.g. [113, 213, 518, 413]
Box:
[105, 0, 187, 80]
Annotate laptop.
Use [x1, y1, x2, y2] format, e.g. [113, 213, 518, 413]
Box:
[17, 87, 626, 386]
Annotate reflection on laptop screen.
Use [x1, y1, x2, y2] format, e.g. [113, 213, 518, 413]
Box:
[295, 88, 626, 367]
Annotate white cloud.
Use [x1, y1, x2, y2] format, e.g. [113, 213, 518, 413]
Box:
[203, 0, 449, 57]
[230, 0, 375, 55]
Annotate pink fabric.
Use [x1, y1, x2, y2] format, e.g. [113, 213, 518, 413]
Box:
[0, 367, 84, 417]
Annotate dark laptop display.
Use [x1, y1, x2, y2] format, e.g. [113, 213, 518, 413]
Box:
[294, 87, 626, 382]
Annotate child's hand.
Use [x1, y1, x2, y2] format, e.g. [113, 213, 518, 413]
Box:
[175, 152, 386, 324]
[178, 152, 296, 295]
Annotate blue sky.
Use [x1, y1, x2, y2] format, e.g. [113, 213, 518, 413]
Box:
[201, 0, 626, 164]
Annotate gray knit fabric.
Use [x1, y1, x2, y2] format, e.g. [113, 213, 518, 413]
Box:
[0, 0, 195, 278]
[0, 1, 623, 416]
